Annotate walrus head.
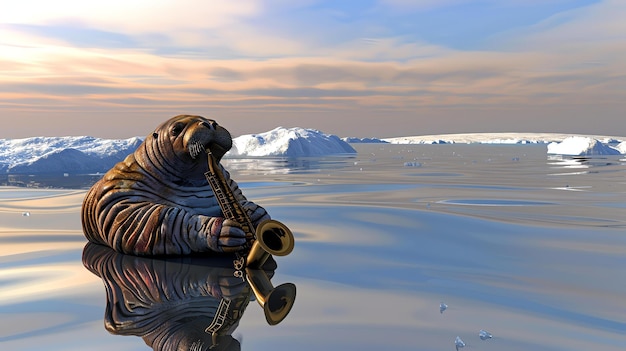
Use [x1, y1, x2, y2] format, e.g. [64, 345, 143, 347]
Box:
[141, 115, 233, 182]
[153, 114, 232, 160]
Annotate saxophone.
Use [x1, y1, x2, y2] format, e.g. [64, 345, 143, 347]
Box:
[203, 151, 295, 268]
[203, 151, 297, 345]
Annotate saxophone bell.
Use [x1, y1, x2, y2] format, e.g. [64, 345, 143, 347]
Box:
[245, 268, 296, 326]
[246, 219, 294, 269]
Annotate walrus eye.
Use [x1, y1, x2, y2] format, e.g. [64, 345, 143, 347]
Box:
[170, 122, 185, 136]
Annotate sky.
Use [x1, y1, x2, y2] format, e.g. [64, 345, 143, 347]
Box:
[1, 0, 625, 139]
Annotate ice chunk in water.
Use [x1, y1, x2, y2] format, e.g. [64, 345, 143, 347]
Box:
[479, 329, 493, 340]
[403, 161, 421, 167]
[440, 302, 448, 314]
[455, 336, 465, 350]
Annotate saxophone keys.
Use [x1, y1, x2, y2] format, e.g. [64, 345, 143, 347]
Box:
[233, 256, 245, 271]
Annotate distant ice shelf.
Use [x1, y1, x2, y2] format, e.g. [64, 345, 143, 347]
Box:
[345, 132, 625, 156]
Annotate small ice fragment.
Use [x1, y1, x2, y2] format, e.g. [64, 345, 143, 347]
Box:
[479, 329, 493, 340]
[455, 336, 465, 350]
[440, 302, 448, 314]
[22, 212, 30, 217]
[403, 161, 421, 167]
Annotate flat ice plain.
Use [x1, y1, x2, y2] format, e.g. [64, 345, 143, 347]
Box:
[1, 143, 625, 351]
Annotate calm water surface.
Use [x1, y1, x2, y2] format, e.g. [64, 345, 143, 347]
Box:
[1, 144, 625, 350]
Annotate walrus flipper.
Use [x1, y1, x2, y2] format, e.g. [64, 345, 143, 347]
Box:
[84, 190, 198, 255]
[106, 200, 204, 255]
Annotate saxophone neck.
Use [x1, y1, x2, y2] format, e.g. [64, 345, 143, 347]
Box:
[204, 150, 255, 238]
[206, 151, 219, 175]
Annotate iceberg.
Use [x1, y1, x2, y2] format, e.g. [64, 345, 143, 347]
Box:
[227, 127, 356, 158]
[0, 136, 143, 174]
[547, 136, 621, 156]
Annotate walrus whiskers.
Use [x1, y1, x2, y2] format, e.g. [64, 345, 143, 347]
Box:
[189, 139, 204, 159]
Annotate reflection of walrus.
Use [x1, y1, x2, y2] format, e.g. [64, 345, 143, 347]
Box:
[81, 115, 270, 255]
[82, 242, 248, 351]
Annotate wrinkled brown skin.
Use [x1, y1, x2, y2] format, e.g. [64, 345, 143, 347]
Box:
[81, 115, 269, 256]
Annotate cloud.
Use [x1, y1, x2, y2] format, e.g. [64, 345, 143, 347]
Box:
[379, 0, 469, 11]
[0, 0, 260, 33]
[379, 0, 592, 12]
[493, 0, 626, 49]
[1, 0, 625, 138]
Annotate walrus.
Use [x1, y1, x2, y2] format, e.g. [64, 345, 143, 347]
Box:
[81, 114, 270, 256]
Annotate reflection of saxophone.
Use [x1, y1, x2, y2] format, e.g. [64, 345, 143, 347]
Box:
[245, 268, 297, 326]
[204, 151, 294, 269]
[205, 293, 251, 349]
[205, 268, 297, 345]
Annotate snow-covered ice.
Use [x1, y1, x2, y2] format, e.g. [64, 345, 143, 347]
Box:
[381, 132, 625, 156]
[227, 127, 355, 157]
[547, 136, 622, 156]
[0, 136, 143, 173]
[341, 136, 388, 143]
[381, 132, 623, 145]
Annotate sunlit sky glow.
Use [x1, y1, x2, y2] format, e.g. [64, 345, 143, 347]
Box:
[1, 0, 624, 138]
